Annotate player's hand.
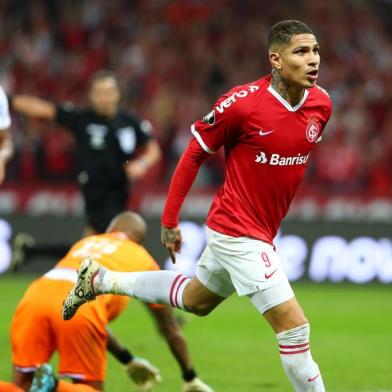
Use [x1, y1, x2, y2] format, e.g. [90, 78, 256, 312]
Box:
[182, 377, 215, 392]
[124, 159, 149, 181]
[125, 357, 161, 391]
[161, 225, 182, 264]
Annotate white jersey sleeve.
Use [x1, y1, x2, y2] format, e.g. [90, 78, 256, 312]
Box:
[0, 86, 11, 130]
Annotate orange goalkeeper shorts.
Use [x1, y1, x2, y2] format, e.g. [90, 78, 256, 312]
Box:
[11, 276, 108, 381]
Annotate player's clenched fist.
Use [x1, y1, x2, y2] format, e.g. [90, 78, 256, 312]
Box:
[161, 225, 182, 264]
[125, 357, 161, 390]
[183, 377, 215, 392]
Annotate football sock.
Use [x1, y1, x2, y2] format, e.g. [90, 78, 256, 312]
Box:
[0, 381, 24, 392]
[56, 380, 98, 391]
[94, 268, 190, 310]
[277, 324, 325, 392]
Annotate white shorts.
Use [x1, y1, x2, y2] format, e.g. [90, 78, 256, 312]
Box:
[196, 227, 294, 313]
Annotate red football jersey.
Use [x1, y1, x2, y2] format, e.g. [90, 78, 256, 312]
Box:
[192, 74, 332, 244]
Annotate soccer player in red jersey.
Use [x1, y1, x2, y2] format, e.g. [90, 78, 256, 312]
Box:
[64, 20, 332, 391]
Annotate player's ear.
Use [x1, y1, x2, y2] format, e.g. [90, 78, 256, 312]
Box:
[269, 51, 282, 70]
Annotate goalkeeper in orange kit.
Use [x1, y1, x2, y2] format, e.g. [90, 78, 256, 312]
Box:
[1, 212, 212, 392]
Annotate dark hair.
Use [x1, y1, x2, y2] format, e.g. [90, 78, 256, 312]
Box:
[268, 20, 314, 50]
[88, 69, 120, 90]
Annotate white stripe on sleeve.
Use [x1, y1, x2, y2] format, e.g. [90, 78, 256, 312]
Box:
[190, 124, 215, 154]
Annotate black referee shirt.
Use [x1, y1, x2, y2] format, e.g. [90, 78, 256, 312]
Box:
[56, 104, 153, 189]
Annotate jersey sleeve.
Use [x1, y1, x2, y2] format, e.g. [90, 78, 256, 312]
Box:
[315, 86, 333, 144]
[161, 139, 209, 228]
[325, 99, 333, 124]
[191, 88, 244, 153]
[55, 103, 83, 133]
[0, 87, 11, 130]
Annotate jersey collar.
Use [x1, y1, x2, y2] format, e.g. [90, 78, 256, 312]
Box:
[267, 85, 308, 112]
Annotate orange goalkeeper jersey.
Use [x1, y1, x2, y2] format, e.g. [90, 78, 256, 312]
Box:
[55, 231, 161, 321]
[11, 232, 162, 380]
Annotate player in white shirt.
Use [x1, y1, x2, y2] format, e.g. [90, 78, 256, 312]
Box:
[0, 86, 13, 184]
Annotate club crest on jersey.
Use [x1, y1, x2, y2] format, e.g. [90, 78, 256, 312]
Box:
[202, 110, 216, 126]
[306, 115, 320, 143]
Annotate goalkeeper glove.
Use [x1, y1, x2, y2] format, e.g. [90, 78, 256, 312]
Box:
[125, 357, 161, 391]
[182, 377, 214, 392]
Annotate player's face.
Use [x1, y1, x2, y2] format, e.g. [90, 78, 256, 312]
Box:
[89, 77, 121, 117]
[271, 34, 320, 88]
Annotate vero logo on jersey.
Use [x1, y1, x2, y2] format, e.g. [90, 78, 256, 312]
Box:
[215, 85, 259, 113]
[255, 151, 310, 166]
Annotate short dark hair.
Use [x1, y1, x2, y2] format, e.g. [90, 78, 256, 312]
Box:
[268, 20, 314, 50]
[88, 69, 120, 90]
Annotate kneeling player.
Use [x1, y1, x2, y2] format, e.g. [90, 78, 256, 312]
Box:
[2, 212, 212, 392]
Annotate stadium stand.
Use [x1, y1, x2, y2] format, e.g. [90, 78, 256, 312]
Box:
[0, 0, 391, 197]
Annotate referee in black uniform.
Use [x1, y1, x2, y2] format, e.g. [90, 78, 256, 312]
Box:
[9, 71, 161, 235]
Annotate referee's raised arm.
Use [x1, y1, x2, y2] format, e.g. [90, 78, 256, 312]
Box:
[9, 94, 56, 121]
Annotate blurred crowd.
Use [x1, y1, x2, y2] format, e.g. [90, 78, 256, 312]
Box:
[1, 0, 391, 195]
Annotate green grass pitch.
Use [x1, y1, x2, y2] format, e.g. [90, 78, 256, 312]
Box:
[0, 274, 391, 391]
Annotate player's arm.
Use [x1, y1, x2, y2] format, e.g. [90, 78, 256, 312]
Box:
[146, 305, 193, 372]
[146, 304, 213, 391]
[161, 139, 209, 263]
[106, 326, 161, 388]
[125, 137, 162, 181]
[125, 114, 162, 181]
[9, 95, 56, 120]
[106, 325, 135, 364]
[0, 128, 13, 185]
[161, 87, 242, 263]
